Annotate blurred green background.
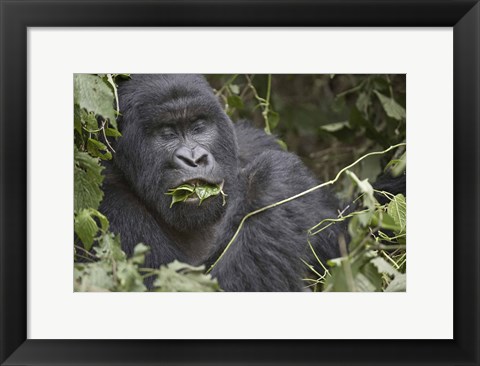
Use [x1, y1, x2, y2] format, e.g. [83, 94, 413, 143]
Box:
[206, 74, 406, 200]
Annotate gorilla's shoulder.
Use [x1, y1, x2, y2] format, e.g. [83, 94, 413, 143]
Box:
[100, 162, 150, 217]
[234, 120, 283, 167]
[241, 149, 319, 207]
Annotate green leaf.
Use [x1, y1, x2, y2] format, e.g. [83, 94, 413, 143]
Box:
[153, 260, 221, 292]
[385, 273, 406, 292]
[380, 212, 400, 232]
[74, 74, 117, 127]
[228, 84, 240, 94]
[320, 121, 349, 132]
[74, 166, 104, 211]
[74, 148, 104, 211]
[349, 107, 389, 147]
[81, 110, 99, 131]
[75, 233, 151, 292]
[166, 184, 196, 207]
[372, 76, 390, 92]
[94, 232, 126, 262]
[325, 256, 382, 292]
[385, 151, 406, 172]
[74, 262, 114, 292]
[131, 243, 149, 265]
[166, 184, 195, 195]
[359, 153, 382, 183]
[195, 184, 221, 205]
[116, 261, 147, 292]
[374, 90, 406, 121]
[355, 92, 371, 115]
[92, 209, 109, 231]
[359, 262, 383, 291]
[368, 211, 401, 233]
[74, 208, 108, 250]
[104, 127, 122, 138]
[87, 138, 112, 160]
[370, 257, 398, 277]
[387, 194, 406, 234]
[357, 210, 374, 227]
[227, 95, 244, 109]
[170, 191, 194, 207]
[74, 209, 99, 250]
[354, 272, 377, 292]
[166, 183, 227, 207]
[114, 73, 131, 80]
[389, 152, 406, 177]
[74, 105, 83, 135]
[267, 110, 280, 130]
[346, 170, 377, 209]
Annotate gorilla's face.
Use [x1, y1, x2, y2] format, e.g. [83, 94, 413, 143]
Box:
[115, 75, 239, 231]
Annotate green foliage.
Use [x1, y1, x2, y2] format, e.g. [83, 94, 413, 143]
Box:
[166, 182, 227, 207]
[74, 233, 147, 292]
[305, 151, 407, 292]
[74, 74, 123, 157]
[74, 148, 104, 212]
[374, 90, 406, 121]
[166, 184, 195, 207]
[87, 138, 112, 160]
[74, 235, 221, 292]
[74, 208, 108, 250]
[346, 171, 376, 210]
[212, 74, 286, 148]
[227, 95, 244, 110]
[153, 261, 221, 292]
[74, 73, 120, 237]
[387, 194, 406, 234]
[387, 151, 406, 178]
[74, 74, 117, 127]
[208, 74, 406, 191]
[74, 74, 223, 292]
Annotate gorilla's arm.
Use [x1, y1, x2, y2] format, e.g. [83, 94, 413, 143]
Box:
[208, 149, 342, 291]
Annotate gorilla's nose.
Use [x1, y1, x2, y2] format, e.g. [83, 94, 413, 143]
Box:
[174, 146, 213, 169]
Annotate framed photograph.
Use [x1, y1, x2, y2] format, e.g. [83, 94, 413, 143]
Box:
[73, 72, 408, 295]
[1, 1, 479, 365]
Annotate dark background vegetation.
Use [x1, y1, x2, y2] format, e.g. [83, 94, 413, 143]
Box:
[207, 74, 406, 200]
[74, 74, 406, 292]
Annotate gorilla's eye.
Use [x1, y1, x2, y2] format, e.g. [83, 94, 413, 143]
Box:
[191, 120, 207, 134]
[159, 126, 177, 139]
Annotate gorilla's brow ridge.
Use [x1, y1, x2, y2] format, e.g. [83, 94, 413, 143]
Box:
[146, 96, 214, 126]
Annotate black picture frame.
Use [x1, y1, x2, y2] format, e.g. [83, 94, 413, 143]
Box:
[1, 1, 479, 365]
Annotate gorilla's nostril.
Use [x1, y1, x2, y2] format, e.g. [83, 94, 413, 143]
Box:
[174, 146, 213, 170]
[195, 154, 209, 166]
[177, 155, 197, 168]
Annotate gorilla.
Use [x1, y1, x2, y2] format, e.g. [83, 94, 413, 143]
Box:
[100, 74, 343, 291]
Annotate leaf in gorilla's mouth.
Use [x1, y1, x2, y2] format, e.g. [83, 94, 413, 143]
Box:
[166, 180, 227, 208]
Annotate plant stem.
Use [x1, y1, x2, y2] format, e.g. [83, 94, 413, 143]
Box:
[263, 74, 272, 134]
[206, 142, 406, 274]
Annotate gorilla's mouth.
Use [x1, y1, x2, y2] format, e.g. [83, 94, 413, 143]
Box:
[183, 179, 224, 203]
[181, 178, 224, 188]
[166, 179, 226, 207]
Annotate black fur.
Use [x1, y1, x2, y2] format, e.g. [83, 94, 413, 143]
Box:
[100, 74, 343, 291]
